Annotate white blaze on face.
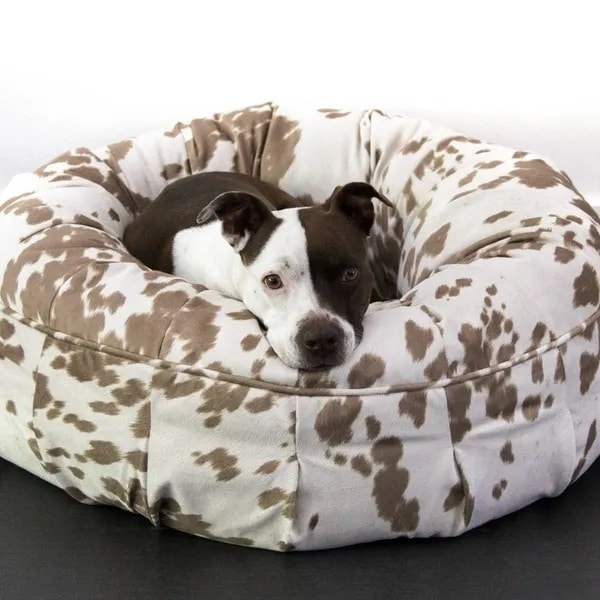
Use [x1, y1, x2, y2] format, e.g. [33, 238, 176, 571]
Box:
[233, 208, 356, 369]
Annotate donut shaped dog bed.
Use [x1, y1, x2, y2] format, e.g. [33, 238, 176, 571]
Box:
[1, 103, 599, 551]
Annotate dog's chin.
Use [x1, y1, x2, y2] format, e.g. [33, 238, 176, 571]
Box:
[297, 363, 338, 372]
[298, 354, 347, 371]
[281, 352, 348, 372]
[268, 345, 347, 371]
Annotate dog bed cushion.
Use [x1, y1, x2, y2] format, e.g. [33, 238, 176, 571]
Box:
[1, 103, 599, 551]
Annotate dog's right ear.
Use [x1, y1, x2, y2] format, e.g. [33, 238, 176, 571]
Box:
[196, 191, 276, 252]
[327, 182, 394, 236]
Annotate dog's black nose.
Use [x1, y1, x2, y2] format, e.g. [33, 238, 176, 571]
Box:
[298, 317, 344, 367]
[303, 330, 340, 352]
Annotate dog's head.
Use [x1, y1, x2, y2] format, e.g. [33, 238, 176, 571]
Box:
[197, 182, 393, 370]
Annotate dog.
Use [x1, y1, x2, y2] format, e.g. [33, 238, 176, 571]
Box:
[124, 172, 392, 370]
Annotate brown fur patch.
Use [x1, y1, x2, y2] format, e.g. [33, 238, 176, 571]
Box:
[351, 454, 372, 477]
[573, 263, 599, 307]
[500, 441, 515, 463]
[421, 223, 451, 257]
[85, 441, 121, 464]
[258, 487, 295, 519]
[371, 437, 419, 532]
[193, 448, 240, 481]
[398, 391, 427, 428]
[255, 460, 280, 475]
[347, 354, 386, 388]
[405, 320, 434, 361]
[314, 397, 362, 446]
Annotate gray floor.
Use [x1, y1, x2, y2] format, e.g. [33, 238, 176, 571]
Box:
[2, 456, 600, 600]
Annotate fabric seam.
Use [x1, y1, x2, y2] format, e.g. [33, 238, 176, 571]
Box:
[1, 303, 598, 397]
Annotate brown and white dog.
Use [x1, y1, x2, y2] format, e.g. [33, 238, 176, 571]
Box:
[124, 172, 392, 370]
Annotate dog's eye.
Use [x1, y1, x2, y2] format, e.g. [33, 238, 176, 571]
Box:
[263, 274, 283, 289]
[342, 267, 360, 282]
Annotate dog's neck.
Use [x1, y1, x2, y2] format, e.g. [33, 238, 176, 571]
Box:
[172, 221, 242, 298]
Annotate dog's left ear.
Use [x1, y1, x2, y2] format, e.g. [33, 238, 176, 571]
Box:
[196, 191, 276, 252]
[328, 182, 394, 235]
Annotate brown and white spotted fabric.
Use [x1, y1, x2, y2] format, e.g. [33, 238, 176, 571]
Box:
[1, 103, 599, 551]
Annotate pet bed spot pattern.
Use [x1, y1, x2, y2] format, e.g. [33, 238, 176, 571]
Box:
[0, 103, 599, 551]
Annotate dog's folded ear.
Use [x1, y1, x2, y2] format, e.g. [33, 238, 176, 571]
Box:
[196, 191, 276, 252]
[328, 182, 394, 235]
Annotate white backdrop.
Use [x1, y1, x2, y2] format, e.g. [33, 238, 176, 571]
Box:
[1, 0, 599, 205]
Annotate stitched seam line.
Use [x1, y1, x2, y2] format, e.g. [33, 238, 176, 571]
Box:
[257, 102, 276, 179]
[1, 303, 598, 397]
